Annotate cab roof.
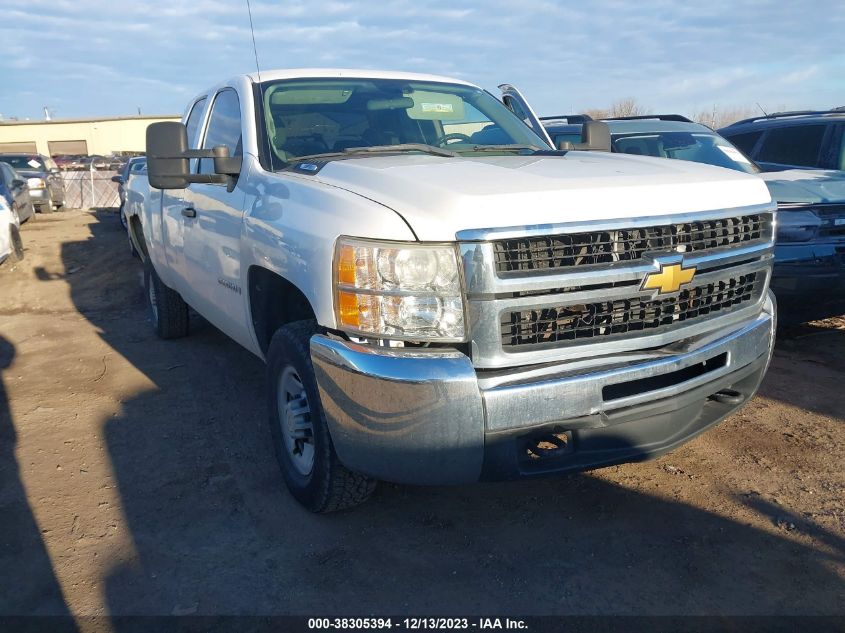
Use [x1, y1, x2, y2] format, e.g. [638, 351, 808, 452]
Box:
[244, 68, 477, 88]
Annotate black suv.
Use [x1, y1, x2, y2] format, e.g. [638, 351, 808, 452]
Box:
[718, 109, 845, 172]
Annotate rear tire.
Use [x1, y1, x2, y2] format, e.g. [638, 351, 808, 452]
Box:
[38, 203, 53, 215]
[8, 226, 23, 262]
[267, 320, 376, 512]
[143, 259, 189, 339]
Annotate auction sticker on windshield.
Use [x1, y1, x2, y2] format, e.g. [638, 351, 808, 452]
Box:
[718, 145, 752, 164]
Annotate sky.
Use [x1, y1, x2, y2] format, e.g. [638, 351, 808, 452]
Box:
[0, 0, 843, 121]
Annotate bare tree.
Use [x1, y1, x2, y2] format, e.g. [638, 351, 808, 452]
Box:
[583, 98, 649, 120]
[691, 105, 760, 129]
[608, 98, 648, 118]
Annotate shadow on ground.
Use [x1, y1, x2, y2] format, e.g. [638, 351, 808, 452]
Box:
[17, 210, 845, 616]
[0, 335, 76, 625]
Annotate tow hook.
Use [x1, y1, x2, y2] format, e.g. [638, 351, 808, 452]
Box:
[525, 431, 573, 461]
[709, 389, 744, 405]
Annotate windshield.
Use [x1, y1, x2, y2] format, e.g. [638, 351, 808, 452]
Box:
[0, 155, 46, 172]
[611, 131, 758, 174]
[258, 78, 548, 165]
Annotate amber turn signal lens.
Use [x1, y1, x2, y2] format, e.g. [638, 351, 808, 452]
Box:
[337, 291, 360, 328]
[338, 245, 357, 285]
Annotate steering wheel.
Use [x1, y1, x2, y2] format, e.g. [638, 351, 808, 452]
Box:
[434, 132, 472, 147]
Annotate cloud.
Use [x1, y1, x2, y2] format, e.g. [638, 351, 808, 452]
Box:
[0, 0, 842, 118]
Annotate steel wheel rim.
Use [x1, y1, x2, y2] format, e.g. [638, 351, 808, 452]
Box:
[277, 366, 315, 477]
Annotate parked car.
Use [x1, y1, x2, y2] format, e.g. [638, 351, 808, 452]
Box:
[529, 111, 845, 324]
[113, 156, 147, 218]
[0, 162, 35, 223]
[758, 170, 845, 323]
[140, 69, 775, 512]
[0, 154, 66, 212]
[0, 197, 24, 266]
[718, 109, 845, 172]
[53, 154, 86, 171]
[116, 157, 148, 258]
[80, 155, 109, 171]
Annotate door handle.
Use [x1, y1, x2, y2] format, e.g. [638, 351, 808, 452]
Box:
[181, 206, 197, 218]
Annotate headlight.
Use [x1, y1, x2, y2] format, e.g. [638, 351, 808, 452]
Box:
[776, 207, 821, 242]
[27, 177, 46, 189]
[335, 237, 465, 342]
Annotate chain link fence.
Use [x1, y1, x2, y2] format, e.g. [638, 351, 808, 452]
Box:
[60, 170, 120, 209]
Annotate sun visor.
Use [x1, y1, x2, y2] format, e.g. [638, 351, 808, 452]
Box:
[268, 87, 354, 105]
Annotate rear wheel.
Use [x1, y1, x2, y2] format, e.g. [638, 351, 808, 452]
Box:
[38, 202, 53, 215]
[143, 259, 189, 339]
[8, 226, 23, 262]
[267, 320, 376, 512]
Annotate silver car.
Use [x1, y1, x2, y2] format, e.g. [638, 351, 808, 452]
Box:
[0, 154, 66, 213]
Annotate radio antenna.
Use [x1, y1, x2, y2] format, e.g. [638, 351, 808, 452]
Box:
[246, 0, 275, 170]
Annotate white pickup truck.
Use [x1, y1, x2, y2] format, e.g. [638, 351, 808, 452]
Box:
[140, 69, 777, 512]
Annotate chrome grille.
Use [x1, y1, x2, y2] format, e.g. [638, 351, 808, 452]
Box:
[500, 271, 763, 350]
[493, 214, 767, 274]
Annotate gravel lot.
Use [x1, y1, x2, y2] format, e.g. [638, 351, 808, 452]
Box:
[1, 209, 843, 617]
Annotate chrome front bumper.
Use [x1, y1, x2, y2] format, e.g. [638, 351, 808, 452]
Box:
[311, 293, 776, 485]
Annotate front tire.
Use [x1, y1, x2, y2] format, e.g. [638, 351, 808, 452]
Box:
[143, 259, 189, 339]
[267, 320, 376, 512]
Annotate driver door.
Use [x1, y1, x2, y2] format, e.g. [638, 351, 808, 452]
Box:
[498, 84, 554, 148]
[181, 88, 251, 348]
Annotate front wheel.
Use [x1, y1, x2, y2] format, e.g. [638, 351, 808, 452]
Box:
[267, 320, 376, 512]
[143, 259, 189, 339]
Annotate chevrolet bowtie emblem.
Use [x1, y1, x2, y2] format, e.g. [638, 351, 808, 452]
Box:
[641, 262, 697, 295]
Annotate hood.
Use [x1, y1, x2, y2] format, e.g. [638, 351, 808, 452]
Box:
[760, 169, 845, 205]
[310, 152, 772, 240]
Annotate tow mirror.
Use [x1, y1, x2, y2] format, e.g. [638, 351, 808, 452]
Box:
[558, 121, 612, 152]
[147, 122, 192, 189]
[146, 121, 242, 190]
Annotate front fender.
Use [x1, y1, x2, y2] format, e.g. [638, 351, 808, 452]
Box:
[239, 156, 416, 341]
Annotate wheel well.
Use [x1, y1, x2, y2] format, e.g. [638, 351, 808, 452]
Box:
[248, 266, 316, 355]
[129, 215, 149, 260]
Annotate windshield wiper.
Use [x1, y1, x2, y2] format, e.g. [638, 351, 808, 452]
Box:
[459, 144, 543, 153]
[292, 144, 459, 163]
[343, 144, 459, 157]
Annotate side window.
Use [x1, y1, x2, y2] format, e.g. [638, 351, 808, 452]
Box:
[757, 124, 826, 167]
[0, 163, 12, 185]
[185, 97, 207, 149]
[199, 89, 242, 175]
[726, 130, 763, 156]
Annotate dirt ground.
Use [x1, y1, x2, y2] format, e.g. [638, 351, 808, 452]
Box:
[0, 209, 843, 618]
